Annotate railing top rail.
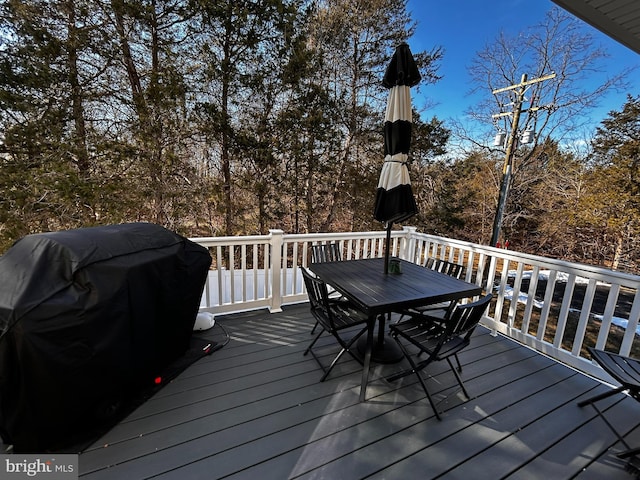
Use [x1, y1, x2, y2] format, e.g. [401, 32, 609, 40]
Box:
[189, 235, 272, 247]
[283, 231, 395, 242]
[191, 229, 396, 244]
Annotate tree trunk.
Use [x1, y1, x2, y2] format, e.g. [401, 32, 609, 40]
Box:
[65, 1, 89, 180]
[148, 0, 164, 224]
[221, 2, 233, 236]
[612, 235, 624, 270]
[111, 0, 148, 120]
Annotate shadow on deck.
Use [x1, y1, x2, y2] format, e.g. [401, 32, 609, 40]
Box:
[78, 303, 640, 479]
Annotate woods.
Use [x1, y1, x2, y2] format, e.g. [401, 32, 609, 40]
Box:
[0, 1, 638, 271]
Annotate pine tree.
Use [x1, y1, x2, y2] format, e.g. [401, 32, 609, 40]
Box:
[190, 0, 300, 236]
[295, 0, 443, 233]
[0, 0, 101, 247]
[586, 95, 640, 270]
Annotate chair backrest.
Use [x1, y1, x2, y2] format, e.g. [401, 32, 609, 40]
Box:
[424, 258, 464, 279]
[311, 243, 342, 263]
[587, 347, 640, 397]
[301, 267, 334, 331]
[446, 293, 493, 340]
[414, 293, 493, 362]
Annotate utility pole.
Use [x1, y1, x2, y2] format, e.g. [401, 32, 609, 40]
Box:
[490, 72, 556, 248]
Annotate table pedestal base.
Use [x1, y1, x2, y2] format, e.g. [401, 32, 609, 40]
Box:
[357, 312, 403, 364]
[357, 335, 403, 364]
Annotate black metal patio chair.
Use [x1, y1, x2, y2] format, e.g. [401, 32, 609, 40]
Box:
[311, 242, 342, 264]
[578, 347, 640, 461]
[395, 258, 465, 322]
[301, 267, 370, 382]
[388, 293, 493, 419]
[309, 243, 344, 334]
[424, 257, 464, 277]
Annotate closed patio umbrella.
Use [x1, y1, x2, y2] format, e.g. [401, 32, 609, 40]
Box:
[374, 42, 421, 273]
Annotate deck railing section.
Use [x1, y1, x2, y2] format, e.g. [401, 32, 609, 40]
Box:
[193, 230, 404, 314]
[191, 228, 640, 382]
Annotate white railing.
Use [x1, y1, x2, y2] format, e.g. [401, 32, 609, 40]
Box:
[191, 227, 640, 383]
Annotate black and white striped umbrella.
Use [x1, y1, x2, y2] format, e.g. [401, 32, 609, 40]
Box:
[374, 43, 421, 272]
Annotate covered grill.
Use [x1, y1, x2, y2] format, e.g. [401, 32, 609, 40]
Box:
[0, 223, 212, 452]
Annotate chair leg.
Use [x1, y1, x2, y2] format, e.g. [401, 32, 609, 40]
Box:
[311, 321, 319, 334]
[387, 368, 415, 382]
[390, 337, 442, 420]
[580, 391, 636, 456]
[447, 357, 470, 399]
[304, 329, 324, 356]
[453, 354, 463, 372]
[617, 447, 640, 459]
[342, 327, 369, 365]
[320, 349, 347, 382]
[577, 385, 640, 458]
[577, 386, 626, 407]
[386, 335, 419, 382]
[414, 369, 441, 420]
[319, 326, 368, 382]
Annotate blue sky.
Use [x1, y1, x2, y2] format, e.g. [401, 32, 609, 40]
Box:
[405, 0, 639, 129]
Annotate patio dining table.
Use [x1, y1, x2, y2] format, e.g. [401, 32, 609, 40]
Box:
[309, 257, 482, 401]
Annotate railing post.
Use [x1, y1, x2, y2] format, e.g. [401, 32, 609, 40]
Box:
[269, 229, 284, 313]
[401, 226, 417, 263]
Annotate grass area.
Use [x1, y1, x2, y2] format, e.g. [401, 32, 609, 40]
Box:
[497, 299, 640, 359]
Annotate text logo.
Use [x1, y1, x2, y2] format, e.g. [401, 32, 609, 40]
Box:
[1, 455, 78, 479]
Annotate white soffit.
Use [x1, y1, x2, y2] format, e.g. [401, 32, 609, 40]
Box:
[552, 0, 640, 54]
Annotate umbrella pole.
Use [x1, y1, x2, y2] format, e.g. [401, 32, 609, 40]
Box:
[384, 222, 392, 274]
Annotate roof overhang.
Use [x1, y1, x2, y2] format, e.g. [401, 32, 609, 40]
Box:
[551, 0, 640, 54]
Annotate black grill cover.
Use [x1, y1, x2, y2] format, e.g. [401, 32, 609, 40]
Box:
[0, 223, 212, 452]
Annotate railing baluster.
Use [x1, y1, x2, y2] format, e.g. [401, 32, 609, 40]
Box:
[241, 244, 247, 302]
[595, 283, 621, 350]
[509, 262, 525, 328]
[554, 273, 577, 349]
[253, 244, 259, 302]
[537, 270, 557, 341]
[572, 278, 598, 356]
[229, 244, 236, 304]
[494, 257, 510, 323]
[216, 245, 223, 306]
[521, 264, 540, 335]
[621, 294, 640, 356]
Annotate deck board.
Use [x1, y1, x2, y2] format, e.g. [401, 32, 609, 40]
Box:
[77, 303, 640, 479]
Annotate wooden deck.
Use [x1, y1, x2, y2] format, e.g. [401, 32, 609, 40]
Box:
[78, 303, 640, 480]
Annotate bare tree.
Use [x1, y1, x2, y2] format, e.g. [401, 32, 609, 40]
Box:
[467, 8, 631, 148]
[451, 7, 632, 245]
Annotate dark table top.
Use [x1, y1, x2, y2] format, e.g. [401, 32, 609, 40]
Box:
[309, 257, 483, 317]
